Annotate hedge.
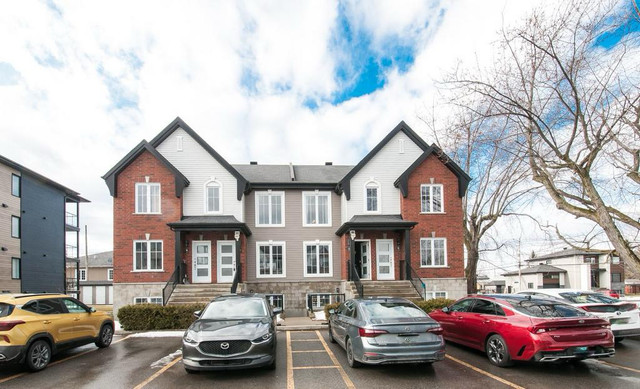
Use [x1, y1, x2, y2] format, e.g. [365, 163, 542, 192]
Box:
[118, 303, 206, 331]
[411, 298, 455, 313]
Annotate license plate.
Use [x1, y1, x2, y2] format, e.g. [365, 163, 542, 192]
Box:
[575, 346, 588, 353]
[610, 318, 628, 325]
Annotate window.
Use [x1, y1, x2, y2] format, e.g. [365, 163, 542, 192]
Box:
[583, 256, 598, 264]
[266, 294, 284, 310]
[302, 192, 331, 226]
[449, 298, 474, 312]
[304, 242, 332, 277]
[256, 242, 285, 277]
[308, 294, 332, 310]
[364, 181, 380, 212]
[611, 273, 622, 283]
[11, 216, 20, 238]
[255, 191, 284, 226]
[135, 183, 161, 214]
[134, 240, 163, 271]
[11, 258, 20, 279]
[107, 268, 114, 281]
[470, 299, 497, 315]
[420, 238, 447, 267]
[11, 174, 20, 197]
[176, 135, 183, 151]
[134, 297, 162, 305]
[22, 299, 66, 315]
[420, 184, 443, 213]
[611, 256, 621, 265]
[62, 298, 88, 313]
[425, 291, 447, 299]
[79, 269, 87, 281]
[205, 181, 222, 213]
[528, 282, 534, 289]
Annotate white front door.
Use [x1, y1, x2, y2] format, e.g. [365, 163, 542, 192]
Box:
[358, 241, 371, 280]
[376, 239, 394, 280]
[192, 241, 211, 283]
[217, 241, 236, 283]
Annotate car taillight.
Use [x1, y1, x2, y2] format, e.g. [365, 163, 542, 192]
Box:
[0, 320, 25, 331]
[529, 326, 557, 334]
[358, 328, 388, 337]
[580, 306, 594, 312]
[427, 326, 443, 335]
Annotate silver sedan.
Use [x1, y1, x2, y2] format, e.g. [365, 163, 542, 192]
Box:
[328, 297, 445, 367]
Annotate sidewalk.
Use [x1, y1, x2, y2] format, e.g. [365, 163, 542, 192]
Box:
[277, 316, 328, 331]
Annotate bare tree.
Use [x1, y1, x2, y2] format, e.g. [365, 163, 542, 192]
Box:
[450, 0, 640, 273]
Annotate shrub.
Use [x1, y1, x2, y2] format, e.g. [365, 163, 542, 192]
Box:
[411, 298, 456, 314]
[324, 302, 342, 319]
[117, 303, 206, 331]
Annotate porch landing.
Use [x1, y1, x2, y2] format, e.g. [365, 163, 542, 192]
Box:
[347, 280, 421, 299]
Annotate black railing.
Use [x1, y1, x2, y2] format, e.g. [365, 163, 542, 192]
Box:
[162, 262, 185, 306]
[348, 259, 364, 298]
[407, 263, 426, 300]
[231, 261, 242, 293]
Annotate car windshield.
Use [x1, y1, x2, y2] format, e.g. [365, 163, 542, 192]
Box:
[0, 303, 13, 317]
[200, 298, 267, 319]
[559, 292, 618, 304]
[506, 300, 587, 317]
[361, 301, 426, 319]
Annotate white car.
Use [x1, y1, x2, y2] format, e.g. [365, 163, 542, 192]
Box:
[517, 289, 640, 342]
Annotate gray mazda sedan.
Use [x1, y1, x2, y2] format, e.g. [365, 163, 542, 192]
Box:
[328, 297, 445, 367]
[182, 294, 281, 373]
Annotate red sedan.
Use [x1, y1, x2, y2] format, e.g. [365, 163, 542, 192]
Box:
[429, 294, 615, 367]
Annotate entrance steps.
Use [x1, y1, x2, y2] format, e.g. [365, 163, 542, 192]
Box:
[347, 280, 421, 299]
[167, 283, 236, 305]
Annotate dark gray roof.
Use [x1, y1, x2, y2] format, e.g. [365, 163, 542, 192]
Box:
[167, 216, 252, 236]
[503, 264, 567, 276]
[487, 280, 506, 286]
[526, 249, 609, 262]
[233, 164, 353, 185]
[66, 251, 113, 268]
[335, 214, 418, 235]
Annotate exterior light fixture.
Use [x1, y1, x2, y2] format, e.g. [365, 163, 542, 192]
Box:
[234, 230, 240, 241]
[349, 230, 356, 241]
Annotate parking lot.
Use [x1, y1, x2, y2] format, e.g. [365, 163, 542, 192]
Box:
[1, 331, 640, 388]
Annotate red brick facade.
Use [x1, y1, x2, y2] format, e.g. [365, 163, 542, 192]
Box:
[113, 150, 182, 283]
[180, 231, 247, 283]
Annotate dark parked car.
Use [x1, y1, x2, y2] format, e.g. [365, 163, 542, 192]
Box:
[181, 294, 281, 373]
[328, 297, 445, 368]
[429, 295, 614, 367]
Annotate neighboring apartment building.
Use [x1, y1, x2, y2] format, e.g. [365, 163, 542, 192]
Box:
[104, 118, 470, 315]
[66, 250, 114, 305]
[0, 155, 88, 294]
[503, 249, 624, 294]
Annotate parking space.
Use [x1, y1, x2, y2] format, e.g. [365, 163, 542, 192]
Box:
[1, 332, 640, 388]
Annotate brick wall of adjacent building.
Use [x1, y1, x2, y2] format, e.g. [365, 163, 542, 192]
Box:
[113, 150, 182, 284]
[401, 154, 465, 279]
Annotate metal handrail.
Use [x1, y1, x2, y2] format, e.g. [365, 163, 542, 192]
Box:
[348, 259, 364, 298]
[230, 261, 242, 293]
[162, 262, 185, 306]
[407, 263, 426, 300]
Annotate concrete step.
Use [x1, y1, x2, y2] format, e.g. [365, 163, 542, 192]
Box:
[167, 283, 240, 305]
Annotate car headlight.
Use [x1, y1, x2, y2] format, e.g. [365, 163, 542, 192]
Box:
[252, 332, 273, 343]
[183, 330, 198, 344]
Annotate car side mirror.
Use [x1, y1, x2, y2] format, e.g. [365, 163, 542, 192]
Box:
[272, 307, 283, 316]
[193, 310, 201, 318]
[90, 307, 96, 313]
[329, 309, 335, 315]
[441, 307, 450, 314]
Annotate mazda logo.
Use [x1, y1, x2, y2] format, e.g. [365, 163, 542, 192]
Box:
[220, 342, 230, 350]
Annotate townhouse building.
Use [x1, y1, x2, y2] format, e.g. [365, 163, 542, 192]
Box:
[0, 155, 88, 294]
[104, 118, 470, 316]
[65, 250, 114, 305]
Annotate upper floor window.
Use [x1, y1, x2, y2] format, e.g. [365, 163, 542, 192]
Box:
[256, 191, 284, 226]
[11, 258, 20, 280]
[304, 241, 332, 277]
[303, 192, 331, 226]
[11, 216, 20, 238]
[611, 256, 620, 265]
[420, 237, 447, 267]
[364, 181, 380, 213]
[79, 269, 87, 281]
[205, 181, 222, 214]
[257, 242, 286, 278]
[135, 183, 161, 214]
[421, 184, 443, 213]
[134, 240, 163, 271]
[11, 174, 20, 197]
[107, 268, 114, 281]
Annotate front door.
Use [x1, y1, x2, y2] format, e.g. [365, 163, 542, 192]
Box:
[356, 241, 371, 280]
[193, 241, 211, 283]
[217, 241, 236, 283]
[376, 239, 394, 280]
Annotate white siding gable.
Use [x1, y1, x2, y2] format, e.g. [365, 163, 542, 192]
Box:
[156, 128, 243, 220]
[345, 132, 423, 222]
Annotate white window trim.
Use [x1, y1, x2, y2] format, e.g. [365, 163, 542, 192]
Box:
[302, 191, 332, 227]
[303, 241, 333, 277]
[255, 191, 286, 227]
[79, 269, 87, 281]
[132, 240, 164, 272]
[265, 294, 285, 309]
[133, 296, 163, 305]
[425, 291, 448, 299]
[107, 268, 114, 281]
[255, 241, 287, 278]
[420, 184, 445, 213]
[135, 183, 162, 214]
[307, 293, 335, 310]
[176, 135, 183, 151]
[363, 180, 381, 214]
[420, 237, 448, 267]
[204, 180, 223, 215]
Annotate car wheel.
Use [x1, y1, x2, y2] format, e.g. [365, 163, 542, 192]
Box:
[615, 337, 625, 343]
[26, 340, 51, 372]
[185, 368, 199, 374]
[486, 334, 513, 367]
[95, 324, 114, 348]
[346, 338, 361, 368]
[328, 325, 336, 343]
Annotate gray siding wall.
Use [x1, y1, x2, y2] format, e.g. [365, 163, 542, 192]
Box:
[0, 163, 20, 292]
[20, 175, 66, 293]
[245, 189, 342, 282]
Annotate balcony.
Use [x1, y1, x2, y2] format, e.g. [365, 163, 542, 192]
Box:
[66, 244, 78, 260]
[65, 212, 80, 231]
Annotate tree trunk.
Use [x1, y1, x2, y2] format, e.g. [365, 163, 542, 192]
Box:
[465, 246, 479, 294]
